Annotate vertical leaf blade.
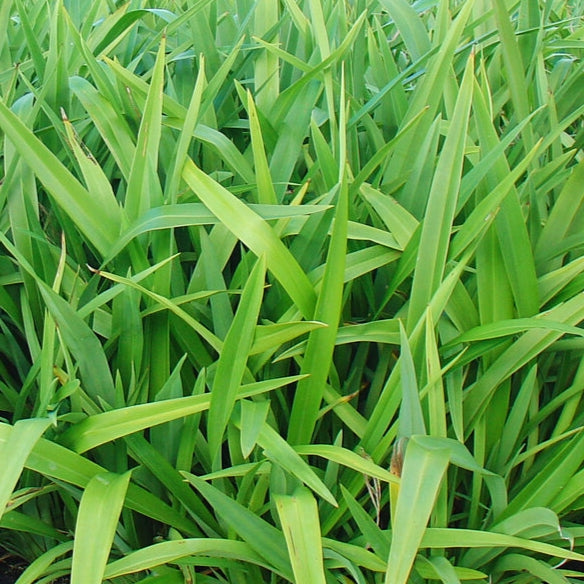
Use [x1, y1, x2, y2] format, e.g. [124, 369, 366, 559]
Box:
[125, 36, 166, 220]
[208, 256, 266, 462]
[275, 487, 327, 584]
[288, 179, 348, 445]
[71, 471, 131, 584]
[385, 438, 449, 584]
[407, 53, 474, 329]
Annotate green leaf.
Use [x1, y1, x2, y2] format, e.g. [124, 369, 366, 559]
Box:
[0, 233, 116, 406]
[69, 75, 136, 179]
[0, 97, 120, 255]
[105, 203, 330, 261]
[181, 473, 293, 580]
[536, 159, 584, 264]
[59, 375, 306, 453]
[124, 37, 165, 220]
[247, 90, 278, 204]
[275, 487, 327, 584]
[377, 0, 431, 61]
[407, 52, 474, 329]
[71, 471, 131, 584]
[444, 317, 584, 349]
[0, 418, 52, 517]
[398, 321, 426, 437]
[288, 178, 348, 444]
[416, 555, 461, 584]
[492, 0, 534, 149]
[386, 0, 475, 177]
[294, 444, 399, 484]
[341, 485, 389, 559]
[250, 321, 326, 357]
[463, 292, 584, 428]
[208, 256, 265, 462]
[360, 184, 418, 249]
[240, 400, 271, 459]
[61, 113, 121, 229]
[104, 539, 272, 579]
[421, 528, 584, 562]
[494, 554, 570, 584]
[12, 542, 74, 584]
[182, 158, 316, 319]
[385, 436, 450, 584]
[257, 422, 337, 506]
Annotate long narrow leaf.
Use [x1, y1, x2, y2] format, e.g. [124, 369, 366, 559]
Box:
[275, 487, 327, 584]
[288, 177, 348, 444]
[71, 471, 131, 584]
[0, 419, 51, 517]
[60, 375, 306, 453]
[0, 99, 120, 254]
[385, 437, 450, 584]
[182, 158, 316, 319]
[208, 256, 265, 461]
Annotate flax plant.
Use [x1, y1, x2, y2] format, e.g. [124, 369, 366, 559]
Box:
[0, 0, 583, 582]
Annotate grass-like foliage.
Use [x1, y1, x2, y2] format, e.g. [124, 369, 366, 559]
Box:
[1, 0, 584, 582]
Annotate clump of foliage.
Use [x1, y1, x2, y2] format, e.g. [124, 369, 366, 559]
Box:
[0, 0, 584, 582]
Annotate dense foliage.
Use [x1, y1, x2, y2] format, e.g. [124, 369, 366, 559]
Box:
[0, 0, 584, 582]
